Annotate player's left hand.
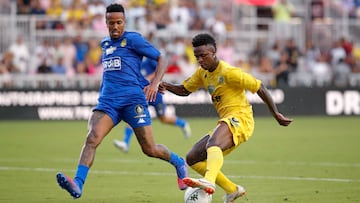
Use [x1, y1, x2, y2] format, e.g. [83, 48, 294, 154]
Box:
[144, 82, 158, 102]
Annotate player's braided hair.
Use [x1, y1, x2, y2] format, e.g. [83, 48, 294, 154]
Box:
[106, 3, 125, 15]
[192, 33, 217, 51]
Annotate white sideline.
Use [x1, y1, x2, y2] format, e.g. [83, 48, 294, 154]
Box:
[30, 158, 360, 168]
[1, 158, 360, 167]
[0, 166, 359, 183]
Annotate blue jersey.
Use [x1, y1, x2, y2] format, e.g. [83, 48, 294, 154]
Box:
[95, 31, 161, 127]
[99, 31, 160, 104]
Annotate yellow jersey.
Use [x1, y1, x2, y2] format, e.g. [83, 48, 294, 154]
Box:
[183, 60, 261, 119]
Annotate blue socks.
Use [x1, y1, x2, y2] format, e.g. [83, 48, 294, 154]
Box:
[74, 164, 89, 190]
[169, 152, 187, 179]
[124, 126, 134, 145]
[175, 118, 186, 128]
[169, 152, 185, 167]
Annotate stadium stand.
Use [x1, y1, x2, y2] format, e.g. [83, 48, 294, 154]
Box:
[1, 0, 360, 89]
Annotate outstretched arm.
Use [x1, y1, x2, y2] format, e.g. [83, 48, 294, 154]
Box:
[256, 83, 293, 126]
[158, 82, 191, 96]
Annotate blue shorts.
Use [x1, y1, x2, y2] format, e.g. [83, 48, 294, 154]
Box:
[94, 98, 151, 129]
[148, 92, 166, 116]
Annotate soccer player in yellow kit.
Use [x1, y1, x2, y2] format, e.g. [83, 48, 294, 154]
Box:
[159, 33, 293, 203]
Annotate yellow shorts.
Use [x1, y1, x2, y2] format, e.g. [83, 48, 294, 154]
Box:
[209, 114, 255, 156]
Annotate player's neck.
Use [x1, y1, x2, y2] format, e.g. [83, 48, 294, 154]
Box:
[208, 59, 219, 72]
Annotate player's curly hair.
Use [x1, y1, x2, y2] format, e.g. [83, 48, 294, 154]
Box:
[106, 3, 125, 15]
[192, 33, 217, 51]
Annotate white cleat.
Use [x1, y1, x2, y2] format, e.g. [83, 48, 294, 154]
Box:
[182, 122, 192, 139]
[113, 140, 129, 153]
[223, 185, 246, 203]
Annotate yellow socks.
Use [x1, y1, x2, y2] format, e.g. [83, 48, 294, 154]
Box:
[189, 146, 238, 194]
[190, 161, 238, 193]
[215, 172, 238, 193]
[204, 146, 223, 183]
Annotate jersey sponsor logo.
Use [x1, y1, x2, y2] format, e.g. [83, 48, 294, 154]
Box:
[102, 56, 121, 71]
[105, 46, 116, 55]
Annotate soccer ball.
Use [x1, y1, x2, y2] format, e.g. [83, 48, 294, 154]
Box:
[184, 187, 212, 203]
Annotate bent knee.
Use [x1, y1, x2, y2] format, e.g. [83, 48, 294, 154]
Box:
[85, 130, 102, 147]
[141, 146, 157, 158]
[185, 152, 197, 166]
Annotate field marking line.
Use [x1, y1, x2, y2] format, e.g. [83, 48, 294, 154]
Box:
[0, 166, 359, 183]
[2, 158, 359, 168]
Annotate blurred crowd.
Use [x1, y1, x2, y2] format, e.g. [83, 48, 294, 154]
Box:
[1, 0, 360, 88]
[3, 31, 360, 88]
[246, 36, 360, 87]
[0, 0, 232, 86]
[13, 0, 231, 37]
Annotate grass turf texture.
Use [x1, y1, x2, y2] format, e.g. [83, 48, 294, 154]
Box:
[0, 116, 359, 203]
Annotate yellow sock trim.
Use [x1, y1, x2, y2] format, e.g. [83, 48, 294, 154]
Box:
[205, 146, 223, 183]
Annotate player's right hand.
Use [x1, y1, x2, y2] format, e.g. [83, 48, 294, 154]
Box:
[158, 82, 167, 94]
[144, 82, 158, 102]
[275, 112, 293, 126]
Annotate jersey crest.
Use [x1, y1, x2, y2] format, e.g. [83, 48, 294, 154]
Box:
[121, 38, 127, 47]
[218, 76, 224, 84]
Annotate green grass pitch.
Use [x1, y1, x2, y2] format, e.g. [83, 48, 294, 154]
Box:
[0, 116, 359, 203]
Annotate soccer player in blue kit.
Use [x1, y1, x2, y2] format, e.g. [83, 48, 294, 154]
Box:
[113, 58, 192, 153]
[55, 3, 188, 199]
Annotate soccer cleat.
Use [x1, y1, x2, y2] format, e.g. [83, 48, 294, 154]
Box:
[177, 177, 188, 190]
[182, 122, 192, 139]
[223, 185, 246, 203]
[56, 172, 82, 199]
[113, 139, 129, 153]
[182, 177, 216, 194]
[175, 158, 188, 190]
